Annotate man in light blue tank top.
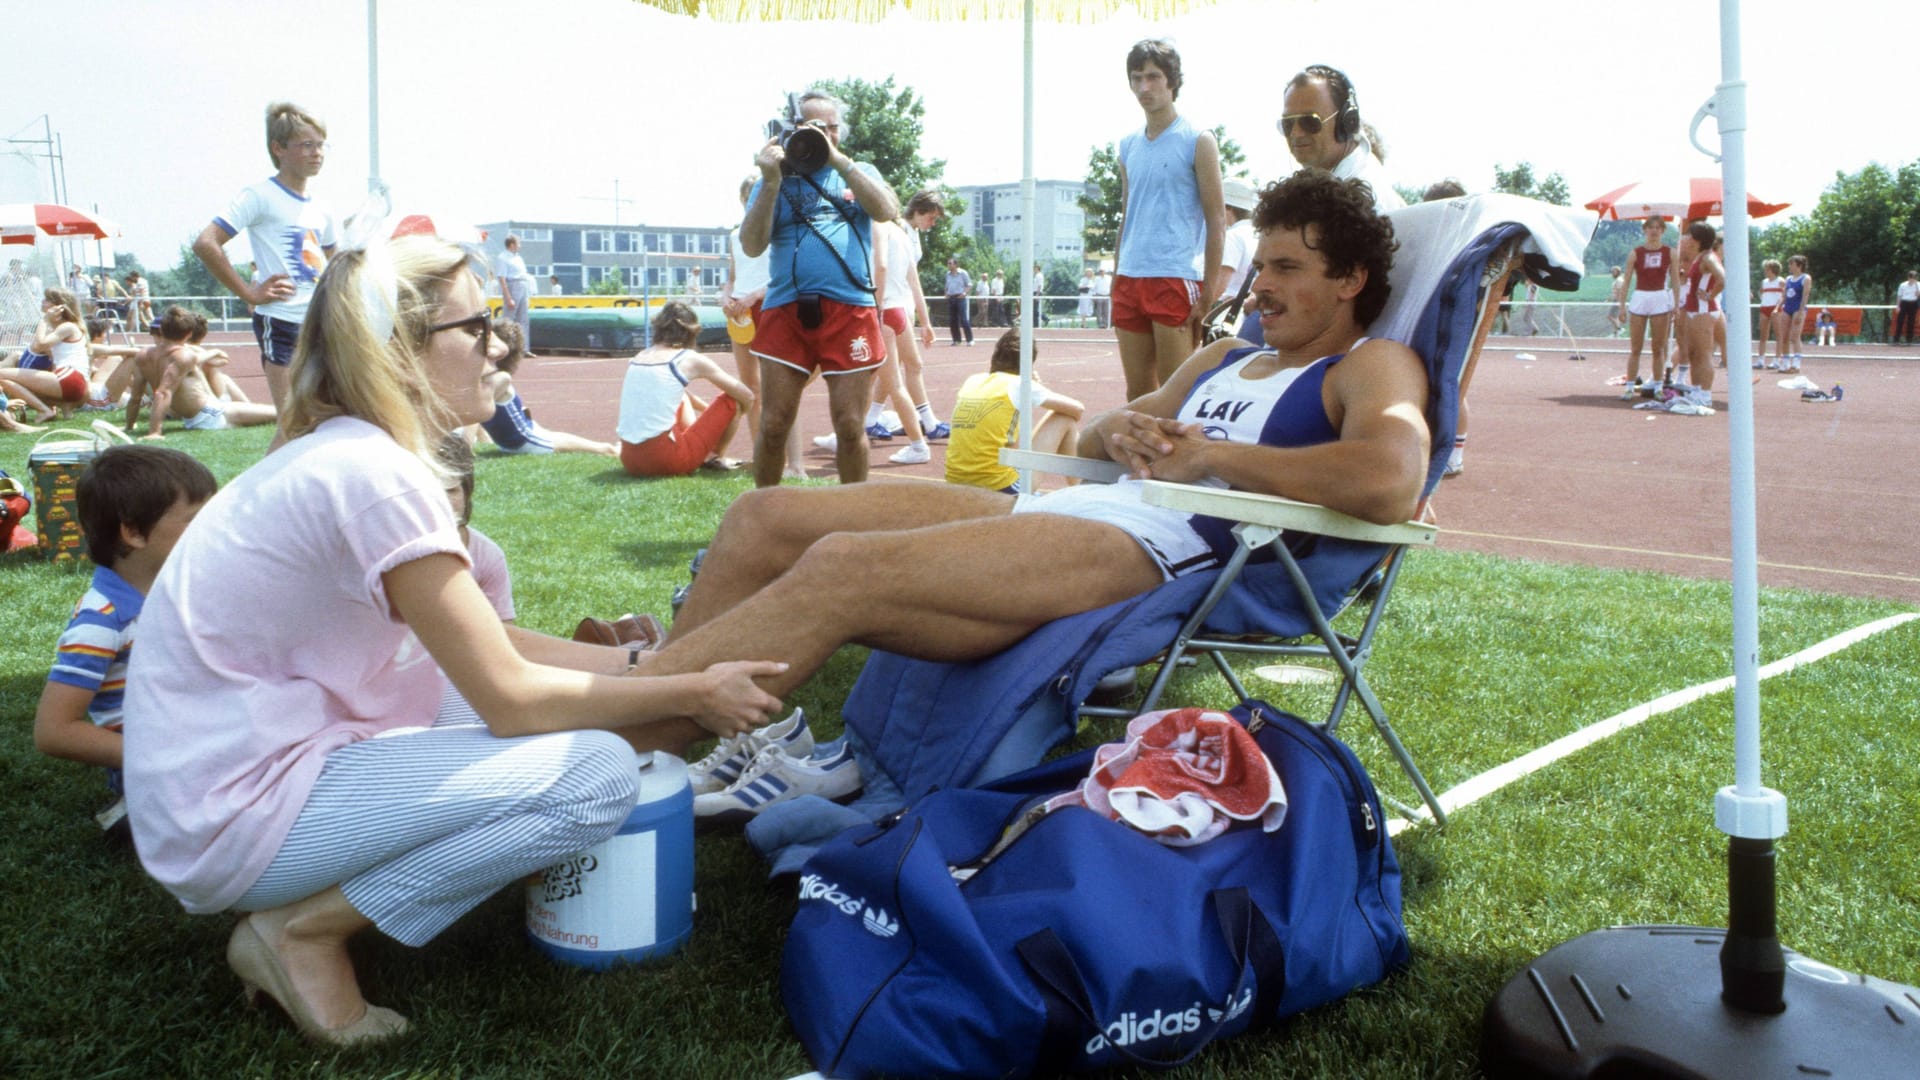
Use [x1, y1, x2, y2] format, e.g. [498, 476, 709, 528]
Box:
[630, 172, 1427, 706]
[1112, 39, 1225, 402]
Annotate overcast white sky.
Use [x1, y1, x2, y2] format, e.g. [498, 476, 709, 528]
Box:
[5, 0, 1908, 269]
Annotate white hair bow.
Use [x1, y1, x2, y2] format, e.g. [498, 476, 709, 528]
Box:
[336, 183, 398, 344]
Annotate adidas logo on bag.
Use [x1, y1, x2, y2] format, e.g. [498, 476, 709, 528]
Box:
[797, 872, 864, 917]
[861, 906, 899, 939]
[1083, 987, 1254, 1055]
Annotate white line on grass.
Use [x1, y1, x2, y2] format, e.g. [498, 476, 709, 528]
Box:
[1387, 612, 1920, 837]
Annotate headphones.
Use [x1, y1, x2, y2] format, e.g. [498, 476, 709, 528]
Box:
[1300, 64, 1361, 143]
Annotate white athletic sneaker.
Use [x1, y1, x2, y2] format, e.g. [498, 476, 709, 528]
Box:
[812, 433, 838, 451]
[693, 740, 863, 826]
[686, 708, 813, 796]
[889, 442, 931, 465]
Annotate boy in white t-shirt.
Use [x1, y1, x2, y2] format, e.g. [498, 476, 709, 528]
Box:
[191, 101, 337, 412]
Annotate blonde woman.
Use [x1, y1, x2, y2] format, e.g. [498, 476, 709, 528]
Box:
[124, 236, 784, 1046]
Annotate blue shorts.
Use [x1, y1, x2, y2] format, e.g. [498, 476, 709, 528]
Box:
[251, 313, 302, 367]
[18, 350, 51, 371]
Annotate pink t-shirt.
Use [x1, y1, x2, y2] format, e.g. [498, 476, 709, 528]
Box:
[124, 417, 468, 914]
[465, 526, 516, 621]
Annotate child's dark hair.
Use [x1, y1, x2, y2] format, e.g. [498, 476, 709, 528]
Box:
[86, 315, 112, 341]
[157, 305, 197, 342]
[189, 312, 211, 344]
[651, 301, 702, 349]
[77, 445, 217, 566]
[435, 433, 476, 526]
[989, 328, 1027, 375]
[492, 317, 525, 375]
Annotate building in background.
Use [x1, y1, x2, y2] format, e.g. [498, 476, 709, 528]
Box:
[950, 180, 1088, 266]
[477, 220, 731, 297]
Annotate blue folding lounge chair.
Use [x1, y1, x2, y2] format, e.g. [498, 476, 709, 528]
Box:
[824, 194, 1590, 833]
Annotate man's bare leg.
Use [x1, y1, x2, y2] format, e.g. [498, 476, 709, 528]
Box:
[824, 369, 875, 483]
[668, 481, 1015, 640]
[1116, 326, 1160, 400]
[1151, 320, 1192, 388]
[639, 508, 1163, 698]
[753, 359, 810, 488]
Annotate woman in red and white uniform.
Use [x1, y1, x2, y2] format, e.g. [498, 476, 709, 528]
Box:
[1621, 216, 1678, 397]
[1676, 221, 1725, 394]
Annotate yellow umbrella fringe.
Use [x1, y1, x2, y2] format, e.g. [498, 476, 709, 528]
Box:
[632, 0, 1218, 23]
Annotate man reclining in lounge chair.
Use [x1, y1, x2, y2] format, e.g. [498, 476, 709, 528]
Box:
[636, 169, 1431, 734]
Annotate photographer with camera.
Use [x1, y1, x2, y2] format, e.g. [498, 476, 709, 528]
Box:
[740, 89, 900, 487]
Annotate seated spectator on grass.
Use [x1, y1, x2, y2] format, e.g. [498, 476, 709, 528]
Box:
[617, 302, 755, 477]
[123, 235, 784, 1046]
[945, 329, 1084, 494]
[81, 315, 140, 408]
[638, 171, 1425, 717]
[477, 319, 616, 457]
[5, 288, 92, 420]
[33, 445, 216, 832]
[123, 306, 280, 436]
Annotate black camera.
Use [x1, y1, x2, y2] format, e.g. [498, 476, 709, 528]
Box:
[765, 92, 830, 176]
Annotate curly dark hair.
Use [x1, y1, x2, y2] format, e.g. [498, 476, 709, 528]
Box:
[1252, 169, 1397, 328]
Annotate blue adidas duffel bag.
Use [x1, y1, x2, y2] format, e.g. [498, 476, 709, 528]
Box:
[780, 701, 1411, 1079]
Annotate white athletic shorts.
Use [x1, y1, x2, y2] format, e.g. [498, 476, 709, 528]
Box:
[1011, 478, 1221, 581]
[182, 403, 230, 431]
[1627, 289, 1674, 318]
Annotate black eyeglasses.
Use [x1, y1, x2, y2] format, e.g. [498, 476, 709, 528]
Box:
[1277, 111, 1340, 137]
[427, 310, 493, 353]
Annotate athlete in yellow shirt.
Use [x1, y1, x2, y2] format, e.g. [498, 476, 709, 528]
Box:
[945, 330, 1085, 493]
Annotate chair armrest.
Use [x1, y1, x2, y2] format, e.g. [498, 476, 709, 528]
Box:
[999, 448, 1127, 485]
[1137, 480, 1439, 547]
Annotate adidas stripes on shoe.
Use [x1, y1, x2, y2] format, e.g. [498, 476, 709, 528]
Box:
[692, 739, 863, 826]
[686, 708, 813, 796]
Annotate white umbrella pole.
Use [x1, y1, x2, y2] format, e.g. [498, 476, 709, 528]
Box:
[1016, 0, 1036, 492]
[1708, 0, 1783, 846]
[367, 0, 383, 194]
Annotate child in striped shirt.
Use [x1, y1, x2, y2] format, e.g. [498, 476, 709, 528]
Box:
[33, 445, 216, 819]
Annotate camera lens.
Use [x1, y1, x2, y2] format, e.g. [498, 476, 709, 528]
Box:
[783, 126, 828, 176]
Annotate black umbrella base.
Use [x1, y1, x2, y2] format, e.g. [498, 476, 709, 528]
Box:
[1481, 925, 1920, 1078]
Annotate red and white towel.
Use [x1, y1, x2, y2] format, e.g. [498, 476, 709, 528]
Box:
[1045, 708, 1287, 846]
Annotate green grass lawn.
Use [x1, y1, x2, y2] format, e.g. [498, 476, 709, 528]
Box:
[2, 426, 1916, 1079]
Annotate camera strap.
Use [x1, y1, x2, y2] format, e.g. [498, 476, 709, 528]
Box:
[780, 171, 878, 304]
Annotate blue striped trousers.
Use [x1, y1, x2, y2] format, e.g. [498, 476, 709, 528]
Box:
[234, 689, 639, 946]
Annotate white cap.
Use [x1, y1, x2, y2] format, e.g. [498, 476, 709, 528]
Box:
[1222, 177, 1259, 212]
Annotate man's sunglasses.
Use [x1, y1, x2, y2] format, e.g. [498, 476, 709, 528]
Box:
[1277, 111, 1341, 137]
[427, 310, 493, 352]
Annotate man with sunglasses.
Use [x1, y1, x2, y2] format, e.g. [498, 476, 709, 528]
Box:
[1110, 38, 1225, 403]
[740, 88, 900, 488]
[1279, 66, 1404, 214]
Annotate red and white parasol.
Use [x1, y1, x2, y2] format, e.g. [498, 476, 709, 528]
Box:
[391, 214, 486, 244]
[0, 203, 120, 245]
[1584, 178, 1789, 221]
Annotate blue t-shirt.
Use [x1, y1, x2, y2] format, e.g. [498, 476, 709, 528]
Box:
[47, 564, 145, 730]
[752, 162, 881, 309]
[1116, 116, 1206, 281]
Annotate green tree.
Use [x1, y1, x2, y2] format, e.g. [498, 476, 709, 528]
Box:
[148, 241, 224, 312]
[1210, 125, 1247, 178]
[586, 271, 626, 296]
[1079, 142, 1122, 261]
[806, 77, 944, 200]
[1492, 161, 1571, 206]
[1753, 161, 1920, 305]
